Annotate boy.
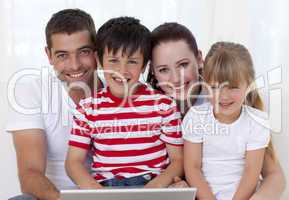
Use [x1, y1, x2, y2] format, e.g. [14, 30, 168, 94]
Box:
[65, 16, 183, 189]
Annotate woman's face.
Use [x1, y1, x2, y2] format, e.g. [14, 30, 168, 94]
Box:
[151, 40, 201, 100]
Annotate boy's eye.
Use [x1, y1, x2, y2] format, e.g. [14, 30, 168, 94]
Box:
[128, 60, 138, 65]
[108, 59, 119, 63]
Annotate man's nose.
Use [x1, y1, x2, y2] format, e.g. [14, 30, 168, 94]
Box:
[70, 54, 81, 71]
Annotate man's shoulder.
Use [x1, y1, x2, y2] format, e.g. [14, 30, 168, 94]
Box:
[14, 76, 42, 90]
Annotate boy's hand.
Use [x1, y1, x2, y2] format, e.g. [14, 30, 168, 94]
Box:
[168, 177, 189, 188]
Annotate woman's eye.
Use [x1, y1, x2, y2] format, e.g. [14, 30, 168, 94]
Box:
[159, 68, 169, 73]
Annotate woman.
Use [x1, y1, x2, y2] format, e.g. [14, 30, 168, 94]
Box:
[147, 22, 286, 200]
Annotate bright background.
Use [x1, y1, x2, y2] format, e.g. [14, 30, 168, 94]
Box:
[0, 0, 288, 199]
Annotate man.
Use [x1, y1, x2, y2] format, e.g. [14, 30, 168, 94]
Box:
[6, 9, 102, 200]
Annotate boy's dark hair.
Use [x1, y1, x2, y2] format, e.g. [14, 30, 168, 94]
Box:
[45, 9, 96, 50]
[96, 16, 151, 67]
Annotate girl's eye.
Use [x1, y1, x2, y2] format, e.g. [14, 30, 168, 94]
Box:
[179, 62, 189, 68]
[229, 86, 240, 89]
[210, 85, 218, 90]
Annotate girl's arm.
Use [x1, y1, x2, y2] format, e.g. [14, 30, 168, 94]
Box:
[233, 148, 266, 200]
[65, 146, 103, 189]
[184, 140, 216, 200]
[144, 144, 184, 188]
[250, 151, 286, 200]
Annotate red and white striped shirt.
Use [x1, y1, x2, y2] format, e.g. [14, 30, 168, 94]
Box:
[69, 84, 183, 182]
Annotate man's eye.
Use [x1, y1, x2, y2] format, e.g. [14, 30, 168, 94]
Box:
[79, 49, 92, 56]
[56, 54, 67, 60]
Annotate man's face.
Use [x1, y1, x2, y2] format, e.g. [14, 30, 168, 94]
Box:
[45, 30, 97, 87]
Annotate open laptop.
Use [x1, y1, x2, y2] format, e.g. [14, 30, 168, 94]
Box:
[60, 188, 196, 200]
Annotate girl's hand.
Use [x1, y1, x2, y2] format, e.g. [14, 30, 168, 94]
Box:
[249, 193, 268, 200]
[168, 176, 189, 188]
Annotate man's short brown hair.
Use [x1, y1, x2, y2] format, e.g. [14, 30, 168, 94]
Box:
[45, 8, 96, 49]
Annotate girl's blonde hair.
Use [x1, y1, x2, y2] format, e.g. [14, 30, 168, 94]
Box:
[204, 41, 275, 160]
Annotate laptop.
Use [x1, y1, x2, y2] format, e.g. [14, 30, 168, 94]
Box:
[60, 188, 196, 200]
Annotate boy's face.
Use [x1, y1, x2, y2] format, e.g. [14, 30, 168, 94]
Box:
[102, 47, 144, 98]
[45, 30, 97, 87]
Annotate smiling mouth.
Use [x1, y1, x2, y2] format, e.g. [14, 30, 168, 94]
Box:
[66, 70, 87, 79]
[172, 82, 191, 92]
[112, 76, 131, 84]
[219, 102, 234, 107]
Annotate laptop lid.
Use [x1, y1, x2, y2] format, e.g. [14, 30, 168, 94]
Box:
[60, 188, 196, 200]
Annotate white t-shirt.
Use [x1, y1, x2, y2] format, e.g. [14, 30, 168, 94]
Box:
[6, 73, 101, 189]
[182, 103, 270, 195]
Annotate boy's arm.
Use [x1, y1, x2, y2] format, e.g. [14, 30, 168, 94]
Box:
[233, 149, 266, 200]
[65, 146, 103, 189]
[184, 140, 216, 200]
[249, 152, 286, 200]
[12, 130, 60, 200]
[144, 144, 183, 188]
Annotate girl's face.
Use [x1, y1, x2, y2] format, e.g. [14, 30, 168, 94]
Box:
[151, 40, 201, 100]
[209, 81, 248, 123]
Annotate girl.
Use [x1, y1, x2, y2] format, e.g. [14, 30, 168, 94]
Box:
[148, 23, 285, 199]
[183, 41, 271, 200]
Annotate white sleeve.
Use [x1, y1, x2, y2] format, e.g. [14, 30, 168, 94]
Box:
[5, 78, 45, 132]
[182, 108, 204, 143]
[246, 120, 271, 151]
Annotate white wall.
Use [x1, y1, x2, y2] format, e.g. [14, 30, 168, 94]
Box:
[0, 0, 288, 199]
